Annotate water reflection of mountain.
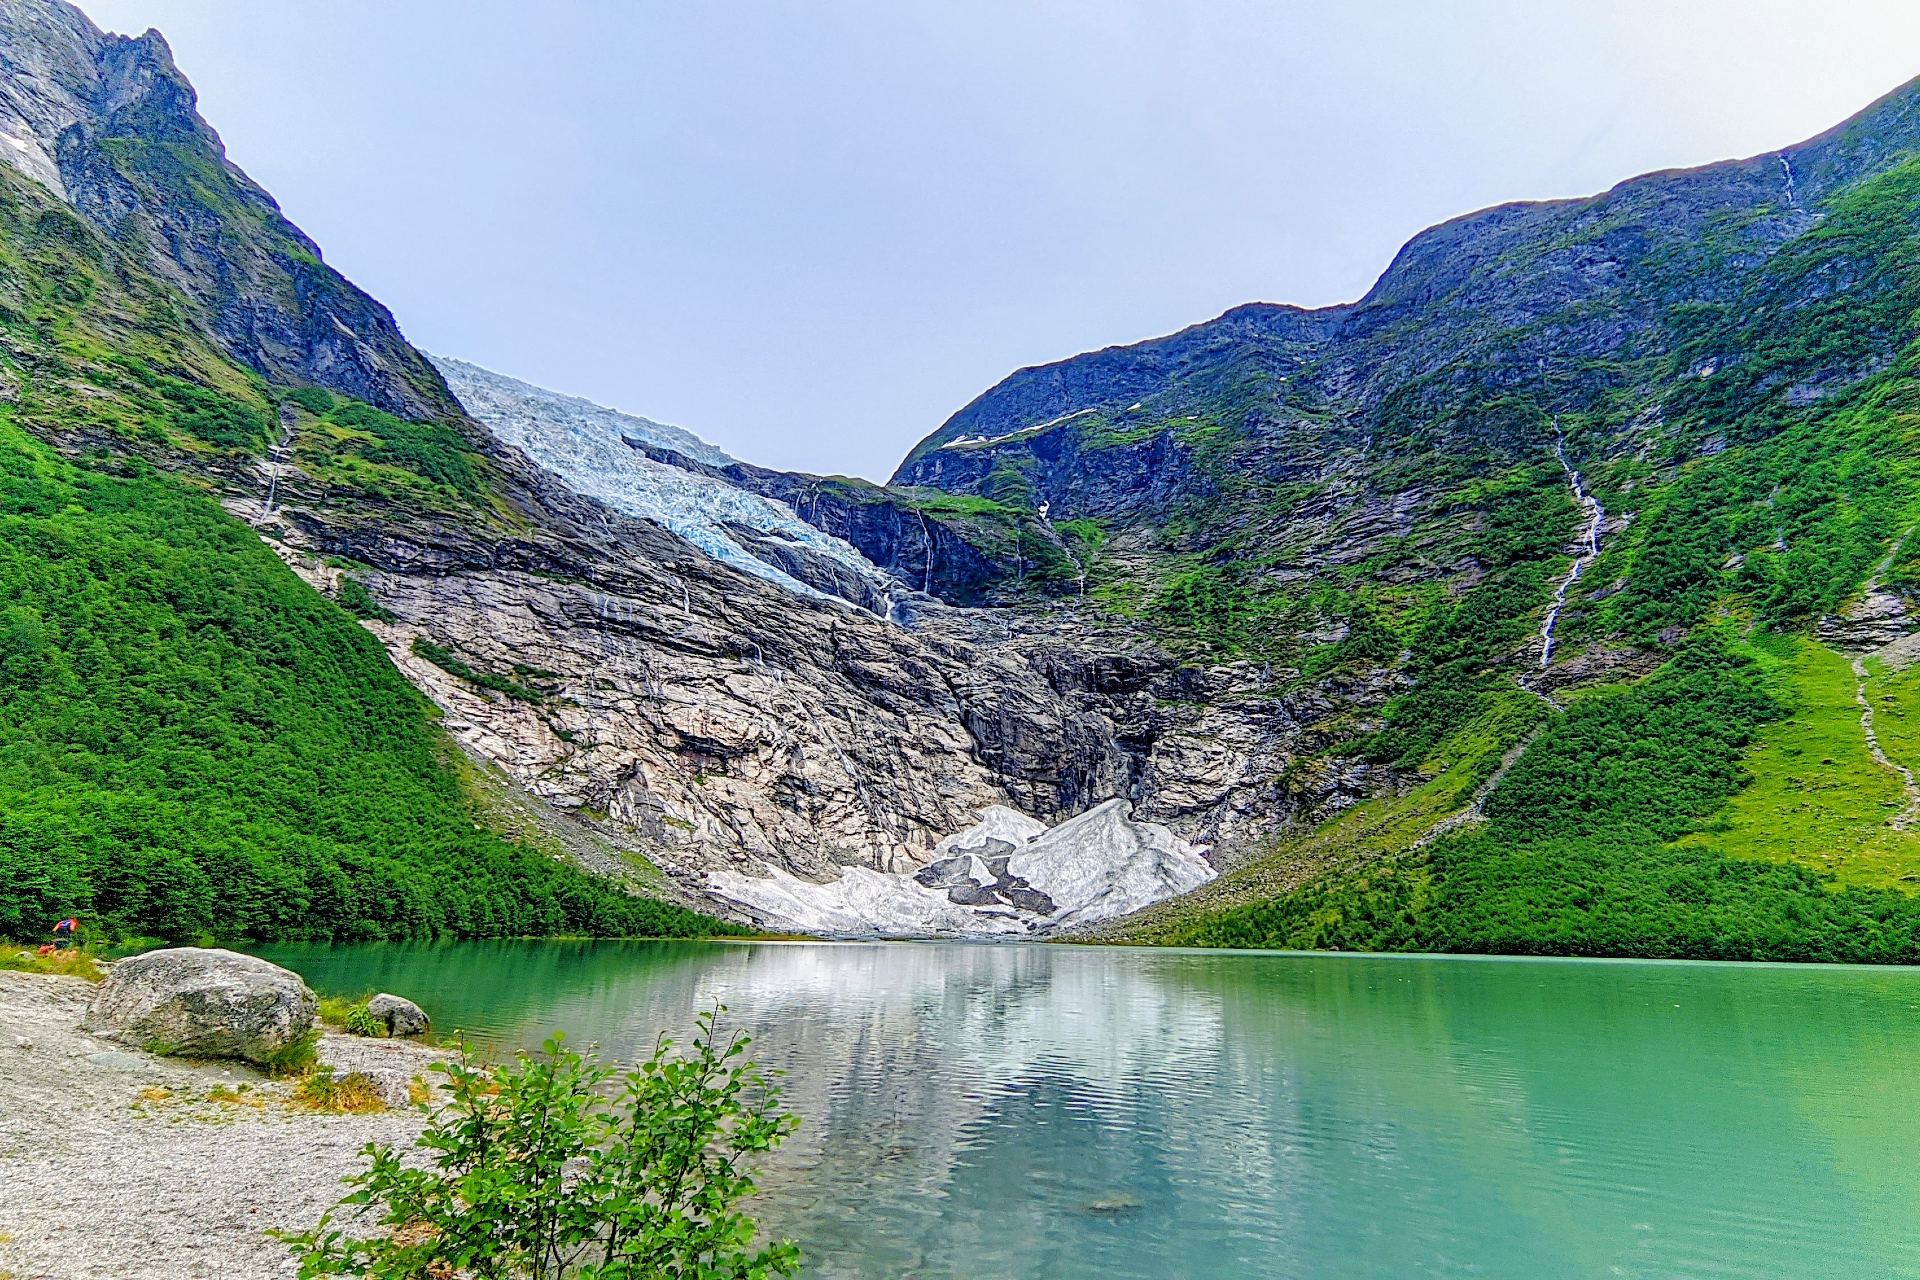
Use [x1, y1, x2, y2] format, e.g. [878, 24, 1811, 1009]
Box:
[255, 942, 1920, 1280]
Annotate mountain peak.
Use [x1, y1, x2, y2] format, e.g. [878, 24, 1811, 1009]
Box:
[0, 0, 457, 421]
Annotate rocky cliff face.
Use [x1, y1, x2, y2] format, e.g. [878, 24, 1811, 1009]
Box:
[0, 1, 457, 421]
[240, 427, 1373, 929]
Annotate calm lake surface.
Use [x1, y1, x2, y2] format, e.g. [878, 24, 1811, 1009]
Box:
[252, 940, 1920, 1279]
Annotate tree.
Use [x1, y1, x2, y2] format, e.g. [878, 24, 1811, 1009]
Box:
[279, 1009, 800, 1279]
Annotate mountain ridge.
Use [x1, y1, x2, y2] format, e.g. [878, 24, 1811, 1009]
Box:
[6, 0, 1920, 955]
[894, 74, 1920, 488]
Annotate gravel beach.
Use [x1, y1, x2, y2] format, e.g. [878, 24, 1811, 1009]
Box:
[0, 970, 446, 1280]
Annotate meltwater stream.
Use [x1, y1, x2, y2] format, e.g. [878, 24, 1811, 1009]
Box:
[255, 941, 1920, 1280]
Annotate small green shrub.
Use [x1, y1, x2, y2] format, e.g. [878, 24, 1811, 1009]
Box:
[260, 1029, 320, 1078]
[316, 994, 383, 1037]
[293, 1067, 387, 1114]
[279, 1008, 800, 1279]
[334, 578, 395, 624]
[284, 387, 335, 415]
[410, 637, 546, 702]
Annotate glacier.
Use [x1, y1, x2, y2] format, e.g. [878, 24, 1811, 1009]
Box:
[434, 355, 895, 608]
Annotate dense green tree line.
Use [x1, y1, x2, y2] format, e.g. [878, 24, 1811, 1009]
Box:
[0, 418, 724, 943]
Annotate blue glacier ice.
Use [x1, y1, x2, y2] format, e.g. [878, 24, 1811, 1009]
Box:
[433, 355, 892, 607]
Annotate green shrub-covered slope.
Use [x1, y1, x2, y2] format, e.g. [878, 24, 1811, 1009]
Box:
[0, 150, 725, 943]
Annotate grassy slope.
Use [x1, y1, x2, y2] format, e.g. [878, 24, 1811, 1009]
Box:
[1677, 636, 1920, 890]
[1115, 692, 1538, 943]
[1139, 631, 1920, 962]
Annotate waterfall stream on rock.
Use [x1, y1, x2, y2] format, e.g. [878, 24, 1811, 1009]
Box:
[1539, 434, 1605, 669]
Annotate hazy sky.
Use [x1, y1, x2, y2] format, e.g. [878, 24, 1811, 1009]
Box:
[75, 1, 1920, 479]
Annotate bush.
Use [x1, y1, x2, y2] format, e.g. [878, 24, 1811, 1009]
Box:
[334, 578, 396, 624]
[317, 994, 383, 1037]
[279, 1008, 799, 1280]
[260, 1029, 320, 1078]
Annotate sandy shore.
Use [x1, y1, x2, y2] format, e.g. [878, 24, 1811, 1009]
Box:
[0, 970, 447, 1280]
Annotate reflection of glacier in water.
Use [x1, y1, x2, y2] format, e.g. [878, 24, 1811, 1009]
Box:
[258, 940, 1920, 1280]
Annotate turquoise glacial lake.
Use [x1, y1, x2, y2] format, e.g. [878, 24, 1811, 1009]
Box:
[252, 940, 1920, 1279]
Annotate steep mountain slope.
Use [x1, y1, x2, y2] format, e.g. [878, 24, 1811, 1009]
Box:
[0, 0, 1283, 940]
[0, 155, 721, 942]
[880, 79, 1920, 958]
[0, 2, 456, 420]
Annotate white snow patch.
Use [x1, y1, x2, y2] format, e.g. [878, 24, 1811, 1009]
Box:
[708, 799, 1214, 937]
[707, 865, 1029, 938]
[937, 805, 1047, 855]
[937, 407, 1097, 450]
[1011, 799, 1216, 930]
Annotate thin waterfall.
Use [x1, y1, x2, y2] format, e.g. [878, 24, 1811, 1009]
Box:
[915, 508, 934, 594]
[1540, 431, 1606, 669]
[260, 405, 296, 517]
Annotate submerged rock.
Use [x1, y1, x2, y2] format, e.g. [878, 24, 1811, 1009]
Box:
[1081, 1194, 1146, 1217]
[82, 948, 316, 1067]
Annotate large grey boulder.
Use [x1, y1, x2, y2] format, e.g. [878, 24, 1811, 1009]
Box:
[83, 948, 316, 1066]
[366, 992, 430, 1038]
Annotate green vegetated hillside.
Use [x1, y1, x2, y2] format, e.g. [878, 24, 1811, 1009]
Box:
[909, 84, 1920, 960]
[1135, 632, 1920, 961]
[1119, 323, 1920, 960]
[0, 149, 723, 943]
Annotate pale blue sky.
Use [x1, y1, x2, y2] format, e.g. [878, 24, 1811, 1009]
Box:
[76, 1, 1920, 478]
